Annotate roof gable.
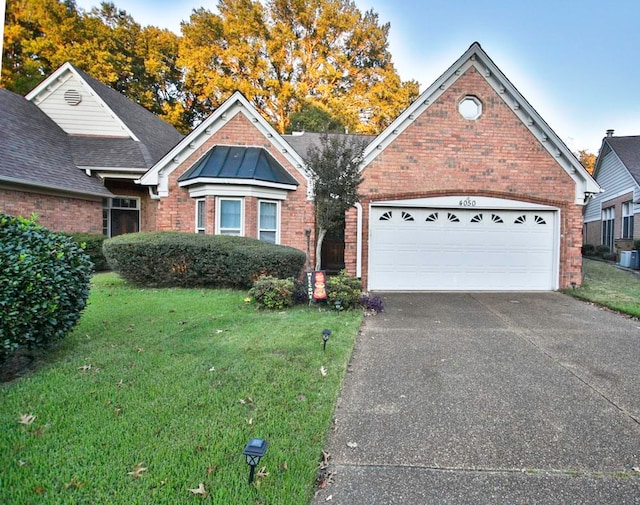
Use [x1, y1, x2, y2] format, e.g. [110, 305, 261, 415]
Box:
[360, 42, 600, 204]
[0, 88, 112, 198]
[140, 91, 311, 197]
[597, 136, 640, 186]
[26, 62, 183, 169]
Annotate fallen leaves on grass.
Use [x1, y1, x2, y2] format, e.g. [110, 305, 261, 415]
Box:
[189, 483, 207, 496]
[320, 366, 327, 377]
[256, 466, 269, 479]
[19, 413, 36, 425]
[64, 477, 83, 490]
[127, 463, 148, 478]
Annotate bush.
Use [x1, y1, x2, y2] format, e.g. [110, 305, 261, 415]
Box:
[103, 232, 306, 289]
[0, 214, 93, 360]
[360, 292, 385, 313]
[326, 270, 362, 310]
[595, 245, 611, 257]
[249, 276, 295, 310]
[68, 233, 109, 271]
[582, 244, 596, 256]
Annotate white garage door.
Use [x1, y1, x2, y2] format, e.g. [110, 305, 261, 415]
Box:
[369, 205, 557, 291]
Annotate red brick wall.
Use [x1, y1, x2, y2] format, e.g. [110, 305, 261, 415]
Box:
[154, 113, 315, 258]
[345, 66, 583, 290]
[0, 187, 102, 233]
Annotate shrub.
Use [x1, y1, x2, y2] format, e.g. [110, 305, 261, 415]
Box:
[595, 245, 610, 257]
[249, 276, 295, 310]
[582, 244, 596, 256]
[326, 270, 362, 310]
[103, 232, 306, 289]
[360, 292, 385, 313]
[603, 252, 617, 262]
[0, 214, 93, 360]
[68, 233, 109, 271]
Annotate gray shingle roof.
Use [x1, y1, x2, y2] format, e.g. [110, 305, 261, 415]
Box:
[283, 132, 375, 159]
[178, 146, 299, 186]
[606, 136, 640, 184]
[72, 65, 184, 166]
[0, 88, 112, 197]
[68, 137, 150, 169]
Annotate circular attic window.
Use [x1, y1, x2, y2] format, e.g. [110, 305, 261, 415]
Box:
[458, 96, 482, 120]
[64, 89, 82, 106]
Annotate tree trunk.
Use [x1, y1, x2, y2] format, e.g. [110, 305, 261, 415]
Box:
[315, 227, 327, 271]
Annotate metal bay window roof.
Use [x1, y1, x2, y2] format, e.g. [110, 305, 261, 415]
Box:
[178, 146, 299, 186]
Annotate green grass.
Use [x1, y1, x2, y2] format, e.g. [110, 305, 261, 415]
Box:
[566, 258, 640, 317]
[0, 273, 362, 504]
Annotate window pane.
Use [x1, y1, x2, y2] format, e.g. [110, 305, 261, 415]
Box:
[260, 230, 276, 243]
[220, 200, 241, 229]
[260, 202, 277, 229]
[197, 200, 206, 230]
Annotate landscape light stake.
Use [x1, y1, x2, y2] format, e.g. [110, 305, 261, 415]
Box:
[322, 329, 332, 351]
[334, 300, 342, 313]
[242, 438, 268, 484]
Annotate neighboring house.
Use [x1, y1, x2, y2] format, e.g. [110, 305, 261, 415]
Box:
[0, 62, 183, 235]
[583, 132, 640, 253]
[138, 42, 599, 291]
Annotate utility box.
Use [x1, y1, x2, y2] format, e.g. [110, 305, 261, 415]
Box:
[620, 251, 632, 268]
[619, 250, 639, 268]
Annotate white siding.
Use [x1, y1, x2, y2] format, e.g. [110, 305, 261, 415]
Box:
[33, 74, 129, 138]
[584, 150, 638, 222]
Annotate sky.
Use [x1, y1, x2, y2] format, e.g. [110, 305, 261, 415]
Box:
[72, 0, 640, 153]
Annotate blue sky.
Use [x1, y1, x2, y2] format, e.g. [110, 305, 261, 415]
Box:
[73, 0, 640, 153]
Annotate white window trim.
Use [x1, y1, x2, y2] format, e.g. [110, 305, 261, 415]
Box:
[216, 197, 244, 236]
[195, 198, 206, 234]
[258, 199, 280, 244]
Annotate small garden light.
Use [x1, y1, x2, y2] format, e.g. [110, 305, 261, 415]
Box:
[322, 329, 332, 351]
[334, 300, 342, 313]
[242, 438, 268, 484]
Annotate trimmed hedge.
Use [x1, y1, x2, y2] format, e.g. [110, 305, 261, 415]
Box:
[68, 233, 109, 271]
[103, 232, 307, 288]
[0, 214, 93, 359]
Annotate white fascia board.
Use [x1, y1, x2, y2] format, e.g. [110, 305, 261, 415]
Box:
[178, 177, 297, 192]
[139, 91, 312, 198]
[185, 183, 289, 200]
[26, 62, 139, 142]
[359, 43, 601, 205]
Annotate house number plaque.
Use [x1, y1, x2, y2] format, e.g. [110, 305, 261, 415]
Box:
[459, 197, 477, 207]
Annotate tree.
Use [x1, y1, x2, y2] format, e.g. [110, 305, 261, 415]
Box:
[578, 149, 597, 175]
[2, 0, 187, 131]
[287, 103, 346, 133]
[178, 0, 419, 133]
[305, 134, 366, 270]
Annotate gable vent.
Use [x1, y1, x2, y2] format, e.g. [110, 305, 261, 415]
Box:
[64, 89, 82, 106]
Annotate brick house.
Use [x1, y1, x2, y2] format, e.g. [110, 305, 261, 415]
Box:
[583, 132, 640, 255]
[0, 62, 183, 235]
[2, 43, 598, 291]
[140, 42, 598, 291]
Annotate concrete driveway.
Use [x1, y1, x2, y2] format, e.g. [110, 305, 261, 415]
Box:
[312, 293, 640, 504]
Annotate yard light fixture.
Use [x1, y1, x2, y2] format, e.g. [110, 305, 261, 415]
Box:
[242, 438, 268, 484]
[334, 300, 342, 313]
[322, 329, 332, 351]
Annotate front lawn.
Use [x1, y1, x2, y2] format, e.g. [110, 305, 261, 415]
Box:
[567, 258, 640, 317]
[0, 273, 362, 504]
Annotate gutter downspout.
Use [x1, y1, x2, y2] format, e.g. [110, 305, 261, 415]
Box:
[355, 203, 363, 278]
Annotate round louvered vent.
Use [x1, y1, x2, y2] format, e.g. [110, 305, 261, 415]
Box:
[64, 89, 82, 106]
